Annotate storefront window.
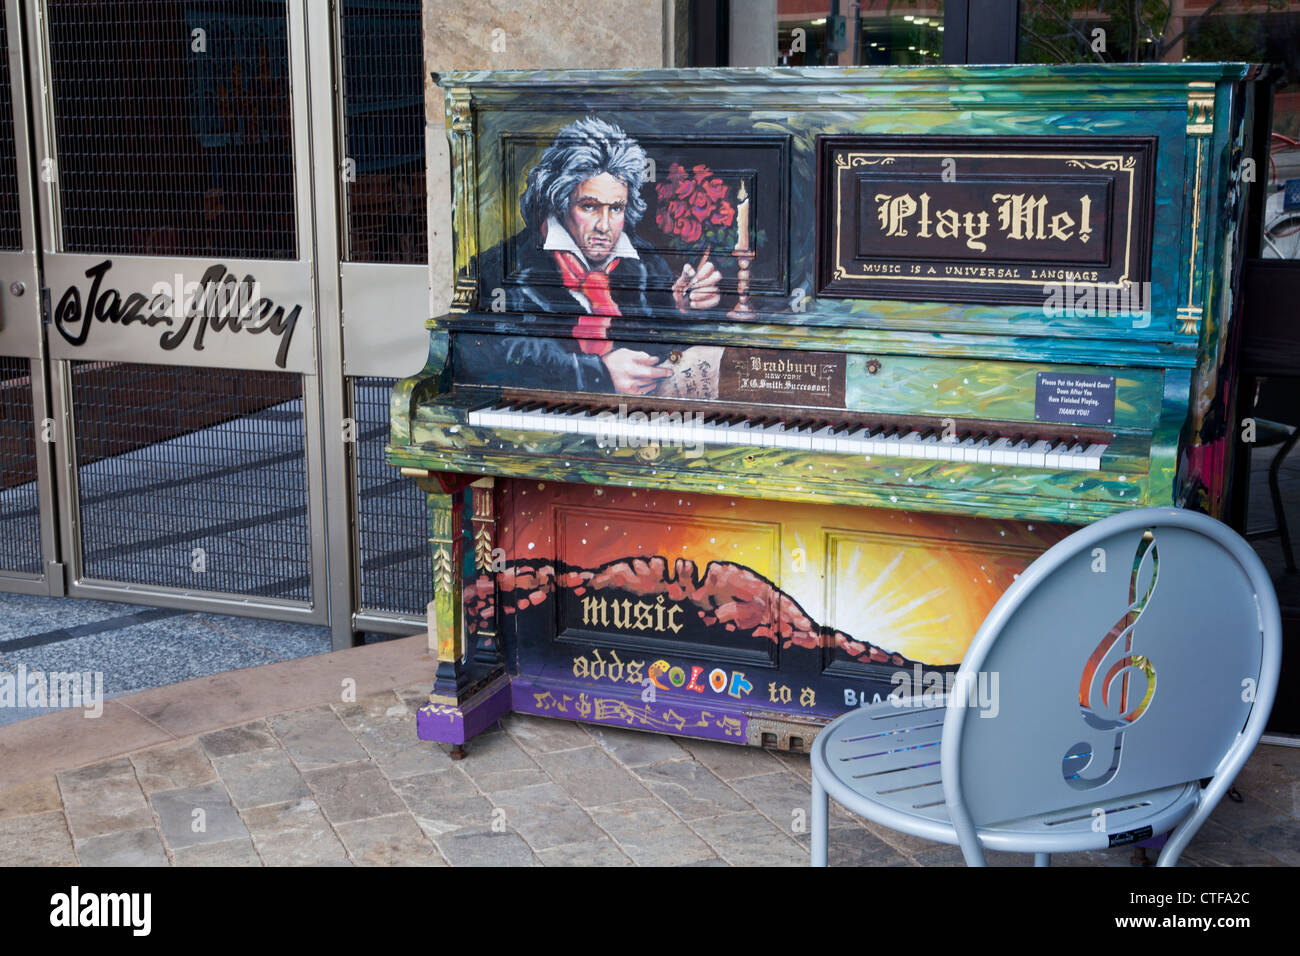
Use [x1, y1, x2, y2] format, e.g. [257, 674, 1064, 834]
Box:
[777, 0, 944, 65]
[1019, 0, 1300, 260]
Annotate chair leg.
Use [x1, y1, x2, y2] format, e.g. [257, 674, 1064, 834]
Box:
[1034, 853, 1050, 867]
[1268, 429, 1300, 573]
[811, 776, 829, 867]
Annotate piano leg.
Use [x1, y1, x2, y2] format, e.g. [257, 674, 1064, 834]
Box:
[416, 476, 513, 755]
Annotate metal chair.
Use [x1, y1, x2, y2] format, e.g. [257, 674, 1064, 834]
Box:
[810, 507, 1281, 867]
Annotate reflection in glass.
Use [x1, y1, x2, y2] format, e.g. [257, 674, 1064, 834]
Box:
[777, 1, 943, 66]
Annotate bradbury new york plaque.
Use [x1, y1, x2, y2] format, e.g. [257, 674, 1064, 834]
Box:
[817, 135, 1156, 306]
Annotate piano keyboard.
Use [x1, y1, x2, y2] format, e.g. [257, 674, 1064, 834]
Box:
[467, 400, 1109, 471]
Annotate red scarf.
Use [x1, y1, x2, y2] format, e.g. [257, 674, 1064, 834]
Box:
[553, 250, 619, 356]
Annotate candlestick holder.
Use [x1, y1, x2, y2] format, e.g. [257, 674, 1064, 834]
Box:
[728, 249, 755, 320]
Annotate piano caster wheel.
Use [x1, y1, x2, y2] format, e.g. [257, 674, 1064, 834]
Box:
[450, 744, 467, 761]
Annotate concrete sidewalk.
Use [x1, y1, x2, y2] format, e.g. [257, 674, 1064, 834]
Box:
[0, 635, 1296, 866]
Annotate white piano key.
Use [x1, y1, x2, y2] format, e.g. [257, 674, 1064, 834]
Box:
[1027, 439, 1052, 468]
[988, 437, 1014, 465]
[811, 426, 837, 452]
[1082, 443, 1107, 470]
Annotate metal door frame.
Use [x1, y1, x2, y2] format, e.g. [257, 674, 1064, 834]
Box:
[326, 0, 430, 640]
[25, 0, 331, 625]
[0, 0, 59, 597]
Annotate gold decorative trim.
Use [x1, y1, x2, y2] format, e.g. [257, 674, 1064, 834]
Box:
[836, 154, 896, 168]
[1187, 82, 1215, 136]
[432, 546, 454, 594]
[447, 87, 472, 132]
[446, 86, 480, 295]
[1181, 142, 1205, 337]
[450, 276, 476, 314]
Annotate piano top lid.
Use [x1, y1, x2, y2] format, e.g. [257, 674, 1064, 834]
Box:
[434, 62, 1262, 91]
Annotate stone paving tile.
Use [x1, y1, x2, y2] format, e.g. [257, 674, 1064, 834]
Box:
[333, 690, 406, 725]
[1208, 788, 1293, 836]
[243, 798, 348, 866]
[304, 760, 407, 824]
[58, 758, 154, 839]
[269, 706, 369, 771]
[503, 713, 594, 755]
[726, 770, 820, 832]
[131, 741, 217, 794]
[75, 827, 168, 866]
[675, 737, 784, 780]
[688, 811, 805, 866]
[0, 810, 76, 865]
[392, 770, 495, 837]
[432, 826, 541, 866]
[537, 838, 635, 866]
[860, 817, 955, 857]
[489, 782, 608, 850]
[906, 843, 1037, 867]
[770, 749, 814, 782]
[1232, 753, 1300, 818]
[172, 838, 263, 867]
[632, 758, 748, 820]
[588, 797, 716, 866]
[339, 704, 450, 779]
[213, 749, 311, 810]
[393, 685, 433, 710]
[532, 746, 651, 808]
[0, 775, 62, 821]
[334, 812, 448, 866]
[1055, 848, 1143, 867]
[199, 721, 278, 758]
[585, 724, 689, 767]
[454, 729, 548, 793]
[796, 826, 915, 867]
[151, 782, 249, 850]
[1202, 819, 1295, 866]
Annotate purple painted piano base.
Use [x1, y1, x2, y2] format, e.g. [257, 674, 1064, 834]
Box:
[415, 673, 753, 745]
[415, 674, 512, 745]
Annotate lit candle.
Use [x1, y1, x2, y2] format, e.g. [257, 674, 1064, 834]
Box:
[735, 182, 750, 252]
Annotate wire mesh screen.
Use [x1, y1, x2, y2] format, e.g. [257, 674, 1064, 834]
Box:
[0, 12, 23, 251]
[44, 0, 296, 258]
[339, 1, 425, 264]
[71, 361, 312, 600]
[352, 377, 431, 617]
[0, 357, 42, 575]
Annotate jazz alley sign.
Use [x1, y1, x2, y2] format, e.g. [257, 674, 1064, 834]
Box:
[50, 259, 306, 370]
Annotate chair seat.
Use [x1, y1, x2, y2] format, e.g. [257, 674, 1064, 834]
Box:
[812, 696, 1201, 855]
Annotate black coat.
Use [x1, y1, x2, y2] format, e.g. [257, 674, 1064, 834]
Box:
[458, 225, 679, 393]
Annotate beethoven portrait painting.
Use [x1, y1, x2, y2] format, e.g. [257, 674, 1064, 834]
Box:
[460, 117, 726, 395]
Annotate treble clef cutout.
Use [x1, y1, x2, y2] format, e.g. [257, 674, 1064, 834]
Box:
[1062, 530, 1159, 790]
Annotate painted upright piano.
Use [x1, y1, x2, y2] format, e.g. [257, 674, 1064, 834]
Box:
[389, 65, 1259, 754]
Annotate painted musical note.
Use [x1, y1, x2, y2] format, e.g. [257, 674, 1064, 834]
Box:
[1063, 531, 1159, 790]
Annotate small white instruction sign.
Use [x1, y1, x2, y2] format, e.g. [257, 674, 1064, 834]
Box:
[1034, 372, 1115, 425]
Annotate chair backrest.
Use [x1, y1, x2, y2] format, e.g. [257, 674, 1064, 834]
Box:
[940, 507, 1281, 831]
